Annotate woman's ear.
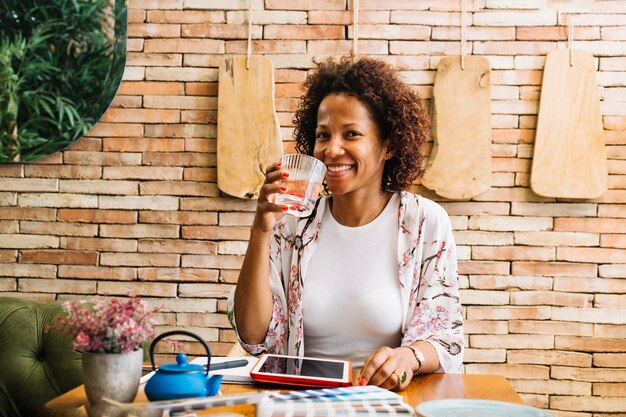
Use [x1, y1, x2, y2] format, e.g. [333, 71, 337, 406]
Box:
[383, 139, 395, 161]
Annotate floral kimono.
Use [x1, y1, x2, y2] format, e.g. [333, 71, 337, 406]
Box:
[227, 191, 464, 373]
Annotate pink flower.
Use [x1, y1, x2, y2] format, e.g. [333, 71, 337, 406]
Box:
[52, 295, 159, 354]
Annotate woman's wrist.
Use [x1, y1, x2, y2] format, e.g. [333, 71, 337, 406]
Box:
[401, 345, 424, 374]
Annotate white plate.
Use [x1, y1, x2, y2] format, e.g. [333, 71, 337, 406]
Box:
[416, 399, 554, 417]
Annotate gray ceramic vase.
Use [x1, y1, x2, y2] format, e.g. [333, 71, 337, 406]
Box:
[83, 348, 143, 417]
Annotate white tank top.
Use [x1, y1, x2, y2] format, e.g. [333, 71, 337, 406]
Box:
[303, 193, 402, 367]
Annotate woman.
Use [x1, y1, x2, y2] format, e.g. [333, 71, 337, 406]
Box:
[228, 56, 463, 391]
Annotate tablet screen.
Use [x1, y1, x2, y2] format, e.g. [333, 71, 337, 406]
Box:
[257, 355, 346, 379]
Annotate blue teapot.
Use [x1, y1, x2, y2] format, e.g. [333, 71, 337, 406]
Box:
[144, 330, 223, 401]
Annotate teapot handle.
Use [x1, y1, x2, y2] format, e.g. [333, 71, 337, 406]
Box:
[149, 330, 211, 376]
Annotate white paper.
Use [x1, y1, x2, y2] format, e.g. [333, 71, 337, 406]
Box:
[190, 356, 256, 384]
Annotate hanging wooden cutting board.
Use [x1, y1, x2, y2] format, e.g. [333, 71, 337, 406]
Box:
[217, 56, 283, 199]
[421, 56, 492, 200]
[531, 49, 607, 199]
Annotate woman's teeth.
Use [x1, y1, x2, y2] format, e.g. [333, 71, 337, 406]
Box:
[327, 165, 352, 172]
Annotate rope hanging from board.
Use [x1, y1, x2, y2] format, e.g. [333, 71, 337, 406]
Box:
[352, 0, 359, 57]
[567, 14, 575, 66]
[461, 0, 467, 70]
[246, 0, 253, 69]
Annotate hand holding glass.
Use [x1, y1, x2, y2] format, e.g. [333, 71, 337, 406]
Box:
[275, 154, 327, 217]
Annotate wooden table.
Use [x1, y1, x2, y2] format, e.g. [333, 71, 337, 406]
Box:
[41, 374, 522, 417]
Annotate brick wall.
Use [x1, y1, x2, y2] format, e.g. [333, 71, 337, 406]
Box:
[1, 0, 625, 414]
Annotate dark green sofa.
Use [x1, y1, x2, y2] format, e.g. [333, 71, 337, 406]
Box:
[0, 297, 82, 417]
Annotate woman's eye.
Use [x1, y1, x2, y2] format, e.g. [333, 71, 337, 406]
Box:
[316, 132, 329, 139]
[346, 131, 361, 138]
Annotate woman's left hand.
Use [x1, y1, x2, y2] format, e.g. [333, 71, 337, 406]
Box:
[359, 346, 415, 391]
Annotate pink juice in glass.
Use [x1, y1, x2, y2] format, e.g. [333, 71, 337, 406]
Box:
[276, 179, 323, 217]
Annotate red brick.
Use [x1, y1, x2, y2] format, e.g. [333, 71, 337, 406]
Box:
[20, 222, 97, 237]
[98, 281, 177, 297]
[20, 250, 98, 265]
[265, 0, 345, 11]
[19, 278, 96, 294]
[463, 363, 550, 379]
[100, 224, 179, 239]
[147, 10, 224, 23]
[557, 247, 626, 263]
[185, 83, 217, 96]
[469, 275, 553, 290]
[58, 209, 137, 224]
[0, 165, 23, 177]
[118, 81, 183, 95]
[556, 336, 626, 353]
[144, 95, 216, 110]
[24, 165, 102, 179]
[181, 111, 216, 124]
[61, 237, 137, 252]
[0, 250, 17, 262]
[145, 124, 215, 139]
[102, 109, 180, 123]
[138, 239, 216, 254]
[517, 26, 600, 41]
[599, 264, 626, 279]
[0, 207, 55, 221]
[264, 25, 343, 40]
[467, 306, 551, 320]
[144, 39, 224, 54]
[554, 277, 626, 294]
[508, 350, 592, 367]
[138, 267, 219, 282]
[127, 53, 182, 67]
[181, 255, 243, 269]
[88, 123, 144, 137]
[100, 252, 180, 267]
[0, 215, 17, 227]
[457, 261, 510, 275]
[99, 196, 179, 211]
[140, 181, 219, 196]
[138, 211, 217, 225]
[103, 167, 183, 180]
[555, 217, 626, 233]
[58, 265, 136, 280]
[308, 10, 389, 24]
[178, 283, 233, 298]
[473, 246, 555, 261]
[182, 168, 216, 182]
[219, 270, 239, 284]
[552, 366, 626, 382]
[185, 139, 216, 153]
[594, 353, 626, 368]
[104, 138, 185, 152]
[182, 23, 259, 39]
[63, 152, 141, 166]
[182, 226, 250, 240]
[0, 264, 56, 278]
[509, 320, 594, 336]
[593, 383, 626, 397]
[64, 138, 102, 152]
[143, 153, 216, 167]
[512, 262, 597, 277]
[226, 39, 307, 54]
[511, 291, 593, 307]
[128, 23, 180, 38]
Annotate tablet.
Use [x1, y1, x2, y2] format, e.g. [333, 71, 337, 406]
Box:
[250, 353, 352, 388]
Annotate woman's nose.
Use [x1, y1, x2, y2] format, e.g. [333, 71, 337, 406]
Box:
[324, 137, 344, 157]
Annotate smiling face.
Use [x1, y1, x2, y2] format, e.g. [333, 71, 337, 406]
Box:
[313, 92, 393, 198]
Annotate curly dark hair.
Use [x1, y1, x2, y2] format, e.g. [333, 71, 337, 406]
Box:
[293, 56, 429, 191]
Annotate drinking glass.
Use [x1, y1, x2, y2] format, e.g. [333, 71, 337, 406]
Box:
[275, 154, 327, 217]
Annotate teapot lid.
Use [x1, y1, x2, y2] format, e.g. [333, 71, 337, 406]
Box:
[159, 353, 204, 373]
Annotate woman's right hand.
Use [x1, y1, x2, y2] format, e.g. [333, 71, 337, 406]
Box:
[252, 161, 289, 234]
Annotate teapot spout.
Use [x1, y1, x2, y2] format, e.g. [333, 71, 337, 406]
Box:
[206, 375, 223, 396]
